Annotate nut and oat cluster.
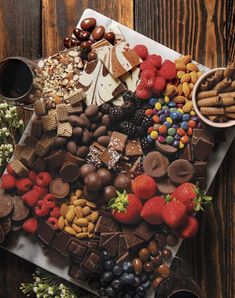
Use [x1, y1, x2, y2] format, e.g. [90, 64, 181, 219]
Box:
[1, 15, 230, 298]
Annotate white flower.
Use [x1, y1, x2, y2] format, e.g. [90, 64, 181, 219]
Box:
[59, 284, 65, 290]
[19, 119, 24, 125]
[48, 287, 54, 295]
[33, 286, 38, 293]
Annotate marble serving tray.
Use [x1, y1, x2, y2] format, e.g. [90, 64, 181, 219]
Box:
[1, 9, 235, 297]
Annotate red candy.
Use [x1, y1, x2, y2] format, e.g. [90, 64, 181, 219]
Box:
[153, 76, 166, 94]
[134, 44, 148, 60]
[135, 82, 152, 100]
[147, 54, 162, 69]
[188, 120, 196, 128]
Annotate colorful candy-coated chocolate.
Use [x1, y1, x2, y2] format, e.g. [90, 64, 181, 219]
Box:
[173, 140, 179, 147]
[181, 135, 189, 144]
[188, 127, 193, 135]
[158, 125, 167, 134]
[170, 112, 178, 120]
[168, 128, 176, 136]
[155, 102, 162, 110]
[196, 122, 202, 128]
[177, 128, 185, 136]
[164, 96, 170, 104]
[177, 108, 183, 114]
[150, 131, 158, 139]
[163, 121, 171, 128]
[188, 120, 196, 128]
[166, 117, 173, 125]
[147, 135, 154, 142]
[191, 116, 198, 121]
[182, 114, 190, 121]
[145, 109, 153, 116]
[159, 98, 165, 105]
[152, 109, 157, 115]
[148, 126, 154, 134]
[179, 141, 185, 149]
[154, 124, 160, 130]
[153, 115, 160, 123]
[168, 102, 176, 108]
[166, 136, 174, 144]
[190, 110, 196, 116]
[158, 136, 165, 143]
[149, 97, 158, 105]
[172, 124, 179, 129]
[159, 114, 166, 122]
[181, 121, 188, 130]
[174, 134, 181, 140]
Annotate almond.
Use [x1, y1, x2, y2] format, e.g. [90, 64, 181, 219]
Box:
[66, 207, 76, 222]
[74, 199, 86, 207]
[75, 189, 82, 198]
[181, 73, 191, 83]
[176, 84, 183, 96]
[175, 63, 186, 71]
[186, 63, 199, 72]
[70, 195, 77, 204]
[173, 96, 186, 104]
[72, 223, 82, 233]
[189, 83, 195, 90]
[61, 203, 69, 217]
[58, 216, 65, 230]
[90, 211, 99, 223]
[76, 232, 89, 239]
[64, 226, 77, 235]
[75, 218, 89, 227]
[182, 82, 191, 97]
[88, 222, 95, 233]
[75, 206, 83, 218]
[190, 71, 198, 84]
[64, 218, 70, 227]
[82, 227, 88, 233]
[82, 206, 91, 216]
[86, 201, 97, 208]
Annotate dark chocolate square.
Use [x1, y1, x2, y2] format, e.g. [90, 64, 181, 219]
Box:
[134, 221, 158, 241]
[81, 252, 101, 272]
[102, 234, 119, 257]
[68, 264, 88, 280]
[100, 148, 121, 169]
[122, 225, 144, 250]
[179, 143, 193, 161]
[109, 131, 128, 152]
[51, 231, 72, 257]
[36, 221, 57, 245]
[95, 216, 120, 233]
[193, 138, 213, 161]
[193, 161, 208, 177]
[125, 139, 143, 157]
[99, 232, 117, 247]
[118, 234, 128, 257]
[67, 239, 88, 259]
[116, 252, 131, 265]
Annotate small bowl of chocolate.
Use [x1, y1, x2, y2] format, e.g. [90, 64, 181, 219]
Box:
[192, 63, 235, 128]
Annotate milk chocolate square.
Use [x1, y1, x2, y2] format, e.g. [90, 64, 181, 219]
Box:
[109, 131, 128, 152]
[125, 139, 143, 157]
[192, 129, 214, 145]
[193, 138, 213, 161]
[99, 147, 121, 169]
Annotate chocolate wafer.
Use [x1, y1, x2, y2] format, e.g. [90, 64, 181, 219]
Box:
[20, 146, 36, 167]
[65, 88, 86, 106]
[34, 98, 46, 116]
[56, 103, 68, 122]
[35, 133, 55, 157]
[13, 144, 24, 160]
[10, 159, 29, 177]
[66, 103, 83, 115]
[41, 109, 57, 131]
[57, 122, 73, 137]
[0, 193, 13, 218]
[24, 135, 38, 147]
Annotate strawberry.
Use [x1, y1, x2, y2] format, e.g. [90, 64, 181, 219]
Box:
[23, 218, 38, 234]
[174, 216, 199, 239]
[135, 82, 152, 100]
[16, 178, 33, 193]
[134, 44, 148, 60]
[36, 172, 52, 187]
[1, 174, 16, 190]
[109, 191, 142, 224]
[141, 196, 166, 225]
[147, 54, 162, 69]
[28, 171, 37, 184]
[22, 189, 41, 207]
[170, 183, 212, 213]
[162, 200, 187, 228]
[132, 174, 157, 200]
[6, 164, 16, 176]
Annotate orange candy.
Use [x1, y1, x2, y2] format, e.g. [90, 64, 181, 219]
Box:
[152, 115, 160, 123]
[188, 120, 196, 128]
[158, 125, 167, 134]
[187, 127, 193, 136]
[181, 135, 189, 144]
[145, 109, 153, 116]
[177, 127, 185, 136]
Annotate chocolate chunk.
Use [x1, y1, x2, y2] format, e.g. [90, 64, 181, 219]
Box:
[0, 217, 12, 236]
[143, 152, 169, 179]
[0, 226, 5, 244]
[86, 144, 102, 168]
[11, 196, 30, 222]
[193, 138, 213, 161]
[122, 225, 144, 250]
[125, 139, 143, 157]
[102, 234, 119, 257]
[157, 179, 176, 194]
[196, 176, 206, 190]
[116, 252, 131, 265]
[49, 178, 70, 199]
[100, 147, 121, 169]
[134, 221, 158, 242]
[60, 162, 80, 183]
[67, 239, 88, 260]
[44, 150, 65, 169]
[155, 140, 178, 155]
[51, 231, 72, 257]
[65, 152, 85, 166]
[128, 157, 144, 178]
[108, 131, 128, 152]
[81, 252, 101, 272]
[0, 193, 13, 218]
[68, 264, 88, 280]
[192, 128, 214, 145]
[95, 215, 120, 233]
[167, 159, 195, 184]
[118, 234, 128, 257]
[30, 157, 46, 173]
[99, 233, 114, 247]
[179, 143, 193, 161]
[193, 161, 208, 177]
[36, 221, 57, 245]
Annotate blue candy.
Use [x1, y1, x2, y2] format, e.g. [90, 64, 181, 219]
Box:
[174, 134, 181, 140]
[172, 124, 179, 129]
[159, 114, 166, 122]
[181, 121, 188, 130]
[182, 113, 190, 121]
[168, 102, 176, 108]
[147, 135, 154, 143]
[163, 121, 171, 128]
[173, 140, 180, 147]
[149, 97, 158, 106]
[170, 112, 178, 120]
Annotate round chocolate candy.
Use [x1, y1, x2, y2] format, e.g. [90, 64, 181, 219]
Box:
[11, 196, 30, 222]
[84, 172, 102, 191]
[93, 126, 107, 139]
[114, 174, 132, 192]
[166, 234, 179, 247]
[143, 151, 169, 179]
[104, 31, 115, 44]
[85, 104, 99, 117]
[147, 240, 158, 256]
[154, 233, 166, 247]
[66, 141, 77, 155]
[87, 51, 98, 61]
[96, 168, 113, 186]
[101, 115, 111, 127]
[60, 162, 80, 183]
[64, 37, 71, 48]
[132, 258, 143, 276]
[76, 146, 89, 158]
[70, 37, 80, 47]
[152, 276, 163, 291]
[73, 28, 81, 39]
[157, 178, 176, 194]
[0, 194, 13, 218]
[54, 136, 68, 148]
[157, 264, 170, 277]
[143, 262, 154, 273]
[152, 255, 163, 266]
[138, 248, 150, 263]
[101, 186, 117, 203]
[167, 159, 195, 184]
[78, 30, 90, 41]
[49, 178, 70, 199]
[82, 186, 99, 202]
[97, 136, 110, 147]
[79, 164, 96, 179]
[80, 41, 92, 53]
[80, 18, 96, 31]
[92, 25, 105, 41]
[161, 248, 172, 260]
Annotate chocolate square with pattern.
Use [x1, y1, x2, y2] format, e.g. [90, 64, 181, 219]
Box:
[109, 131, 128, 152]
[100, 147, 121, 169]
[125, 139, 143, 156]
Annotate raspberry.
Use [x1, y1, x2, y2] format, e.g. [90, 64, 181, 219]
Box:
[140, 60, 155, 71]
[50, 206, 61, 218]
[152, 76, 166, 94]
[147, 54, 162, 68]
[47, 217, 58, 229]
[6, 164, 16, 176]
[1, 174, 16, 190]
[16, 178, 33, 193]
[22, 189, 41, 207]
[159, 63, 177, 80]
[28, 171, 37, 184]
[134, 44, 148, 60]
[35, 200, 50, 217]
[135, 83, 152, 100]
[162, 59, 175, 67]
[36, 172, 52, 187]
[23, 218, 38, 234]
[140, 70, 155, 88]
[33, 185, 48, 198]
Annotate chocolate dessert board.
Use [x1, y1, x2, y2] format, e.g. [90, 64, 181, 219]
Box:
[1, 8, 235, 297]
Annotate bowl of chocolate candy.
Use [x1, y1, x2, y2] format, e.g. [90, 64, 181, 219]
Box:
[192, 63, 235, 128]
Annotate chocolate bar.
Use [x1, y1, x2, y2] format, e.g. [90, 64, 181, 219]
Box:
[192, 128, 214, 145]
[101, 233, 119, 257]
[67, 239, 88, 260]
[122, 225, 144, 250]
[134, 221, 158, 241]
[94, 215, 120, 234]
[194, 161, 208, 177]
[80, 252, 101, 272]
[99, 147, 121, 169]
[193, 138, 213, 161]
[118, 234, 128, 258]
[125, 139, 143, 157]
[68, 264, 88, 281]
[108, 131, 128, 152]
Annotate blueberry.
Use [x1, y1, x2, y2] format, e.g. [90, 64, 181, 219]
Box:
[100, 249, 111, 260]
[136, 286, 145, 295]
[123, 294, 132, 298]
[104, 259, 115, 270]
[140, 273, 148, 283]
[120, 273, 130, 285]
[122, 261, 133, 273]
[113, 264, 123, 276]
[134, 276, 141, 287]
[105, 286, 114, 296]
[101, 271, 113, 283]
[98, 287, 106, 296]
[142, 280, 151, 289]
[111, 279, 121, 290]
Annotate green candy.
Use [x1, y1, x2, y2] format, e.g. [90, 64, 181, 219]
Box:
[166, 135, 174, 144]
[168, 128, 176, 136]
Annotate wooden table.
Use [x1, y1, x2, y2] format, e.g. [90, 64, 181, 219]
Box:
[0, 1, 234, 297]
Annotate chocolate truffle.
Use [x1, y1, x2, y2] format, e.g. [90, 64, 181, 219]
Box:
[96, 168, 113, 186]
[101, 186, 117, 203]
[84, 172, 102, 191]
[79, 163, 96, 179]
[114, 174, 132, 192]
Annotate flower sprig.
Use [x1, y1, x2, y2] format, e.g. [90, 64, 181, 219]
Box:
[20, 268, 97, 298]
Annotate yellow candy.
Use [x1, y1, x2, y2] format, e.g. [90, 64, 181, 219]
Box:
[177, 108, 184, 114]
[150, 131, 158, 140]
[166, 117, 173, 125]
[179, 141, 185, 149]
[190, 110, 195, 116]
[155, 102, 162, 110]
[164, 96, 170, 104]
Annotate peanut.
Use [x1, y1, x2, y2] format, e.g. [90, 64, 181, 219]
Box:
[181, 73, 191, 83]
[64, 219, 70, 227]
[82, 227, 88, 233]
[176, 83, 183, 95]
[70, 195, 77, 204]
[190, 71, 198, 84]
[88, 222, 95, 233]
[82, 206, 91, 216]
[189, 83, 195, 90]
[186, 63, 199, 72]
[183, 100, 193, 113]
[179, 55, 192, 65]
[64, 226, 77, 235]
[182, 82, 191, 97]
[163, 84, 176, 96]
[66, 207, 76, 222]
[61, 203, 69, 217]
[58, 216, 65, 230]
[75, 206, 83, 218]
[76, 232, 89, 239]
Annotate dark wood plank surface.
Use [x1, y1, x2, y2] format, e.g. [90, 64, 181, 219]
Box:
[0, 1, 234, 297]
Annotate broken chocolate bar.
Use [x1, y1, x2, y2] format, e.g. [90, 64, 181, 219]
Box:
[108, 131, 128, 152]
